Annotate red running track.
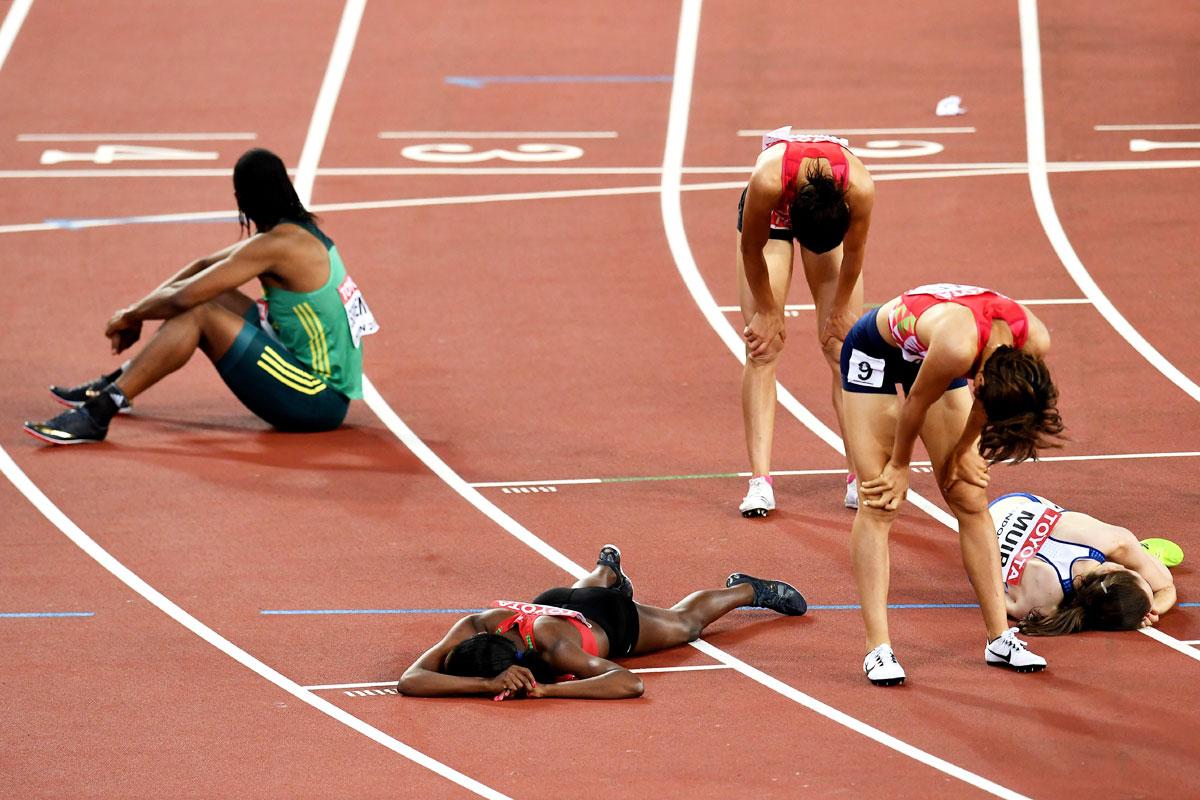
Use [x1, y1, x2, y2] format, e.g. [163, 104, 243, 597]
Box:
[1, 1, 1198, 798]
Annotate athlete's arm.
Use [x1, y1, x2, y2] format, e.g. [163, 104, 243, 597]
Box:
[519, 638, 643, 700]
[740, 167, 787, 357]
[862, 329, 975, 510]
[1107, 534, 1176, 621]
[821, 174, 874, 346]
[397, 615, 536, 698]
[148, 241, 244, 296]
[103, 234, 283, 353]
[123, 234, 280, 321]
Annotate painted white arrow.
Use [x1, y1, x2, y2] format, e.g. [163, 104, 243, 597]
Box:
[1129, 138, 1200, 153]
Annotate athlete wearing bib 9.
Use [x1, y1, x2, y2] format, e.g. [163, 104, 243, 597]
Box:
[837, 283, 1061, 686]
[988, 492, 1175, 635]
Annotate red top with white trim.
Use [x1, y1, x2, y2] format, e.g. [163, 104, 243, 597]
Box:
[492, 600, 599, 657]
[761, 126, 851, 229]
[886, 283, 1030, 366]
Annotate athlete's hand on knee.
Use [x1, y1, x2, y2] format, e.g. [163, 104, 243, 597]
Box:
[943, 448, 990, 492]
[744, 310, 786, 357]
[105, 310, 142, 354]
[820, 305, 857, 349]
[861, 463, 909, 511]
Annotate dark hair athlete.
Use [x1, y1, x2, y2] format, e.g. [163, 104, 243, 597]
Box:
[398, 546, 807, 701]
[736, 127, 876, 518]
[838, 283, 1064, 686]
[24, 148, 378, 444]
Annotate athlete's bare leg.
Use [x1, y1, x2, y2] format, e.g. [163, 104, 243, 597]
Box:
[115, 290, 255, 400]
[630, 583, 756, 654]
[800, 243, 862, 479]
[572, 563, 618, 590]
[737, 236, 794, 476]
[921, 387, 1009, 639]
[843, 389, 901, 650]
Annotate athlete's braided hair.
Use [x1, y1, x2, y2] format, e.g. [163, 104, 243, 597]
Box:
[444, 633, 558, 684]
[233, 148, 316, 235]
[977, 345, 1066, 463]
[789, 163, 850, 254]
[1018, 570, 1150, 635]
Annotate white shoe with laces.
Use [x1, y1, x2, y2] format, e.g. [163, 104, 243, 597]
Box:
[844, 474, 859, 510]
[739, 476, 776, 518]
[985, 627, 1047, 673]
[863, 643, 906, 686]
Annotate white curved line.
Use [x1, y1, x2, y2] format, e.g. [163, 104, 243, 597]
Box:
[0, 448, 509, 800]
[1017, 0, 1200, 403]
[657, 1, 1032, 797]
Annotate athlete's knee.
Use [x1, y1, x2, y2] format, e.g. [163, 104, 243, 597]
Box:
[942, 481, 989, 516]
[746, 345, 784, 368]
[855, 501, 899, 527]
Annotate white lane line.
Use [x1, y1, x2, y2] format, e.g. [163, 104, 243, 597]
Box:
[1019, 0, 1200, 404]
[379, 131, 618, 139]
[738, 127, 977, 136]
[286, 3, 504, 795]
[0, 2, 504, 798]
[1138, 629, 1200, 663]
[716, 299, 1092, 314]
[2, 157, 1199, 182]
[17, 132, 257, 142]
[1129, 139, 1200, 153]
[1095, 124, 1200, 131]
[0, 448, 507, 800]
[292, 0, 366, 206]
[0, 0, 33, 72]
[304, 664, 735, 692]
[662, 2, 1025, 798]
[467, 451, 1200, 490]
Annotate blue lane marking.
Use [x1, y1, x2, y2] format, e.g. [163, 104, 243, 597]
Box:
[261, 603, 995, 616]
[45, 215, 237, 230]
[262, 602, 1199, 616]
[445, 74, 672, 89]
[1, 611, 94, 618]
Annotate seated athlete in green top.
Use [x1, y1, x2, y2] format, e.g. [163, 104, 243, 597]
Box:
[24, 148, 378, 445]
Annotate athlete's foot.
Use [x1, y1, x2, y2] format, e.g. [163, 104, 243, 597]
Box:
[739, 476, 775, 518]
[597, 544, 634, 599]
[863, 643, 906, 686]
[844, 474, 858, 511]
[985, 628, 1047, 673]
[726, 573, 807, 615]
[49, 363, 132, 414]
[24, 406, 109, 445]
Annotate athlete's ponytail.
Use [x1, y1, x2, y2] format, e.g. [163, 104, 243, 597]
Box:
[1019, 571, 1150, 636]
[789, 164, 850, 254]
[978, 346, 1066, 463]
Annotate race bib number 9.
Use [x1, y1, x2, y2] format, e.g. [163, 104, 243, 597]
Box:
[847, 349, 886, 388]
[337, 275, 380, 348]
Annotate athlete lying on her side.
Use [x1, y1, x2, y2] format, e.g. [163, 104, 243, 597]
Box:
[398, 546, 807, 700]
[990, 492, 1177, 634]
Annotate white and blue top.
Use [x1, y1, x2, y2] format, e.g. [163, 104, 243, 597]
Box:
[988, 492, 1105, 597]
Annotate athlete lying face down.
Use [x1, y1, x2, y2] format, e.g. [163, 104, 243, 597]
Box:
[397, 546, 807, 700]
[990, 492, 1177, 634]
